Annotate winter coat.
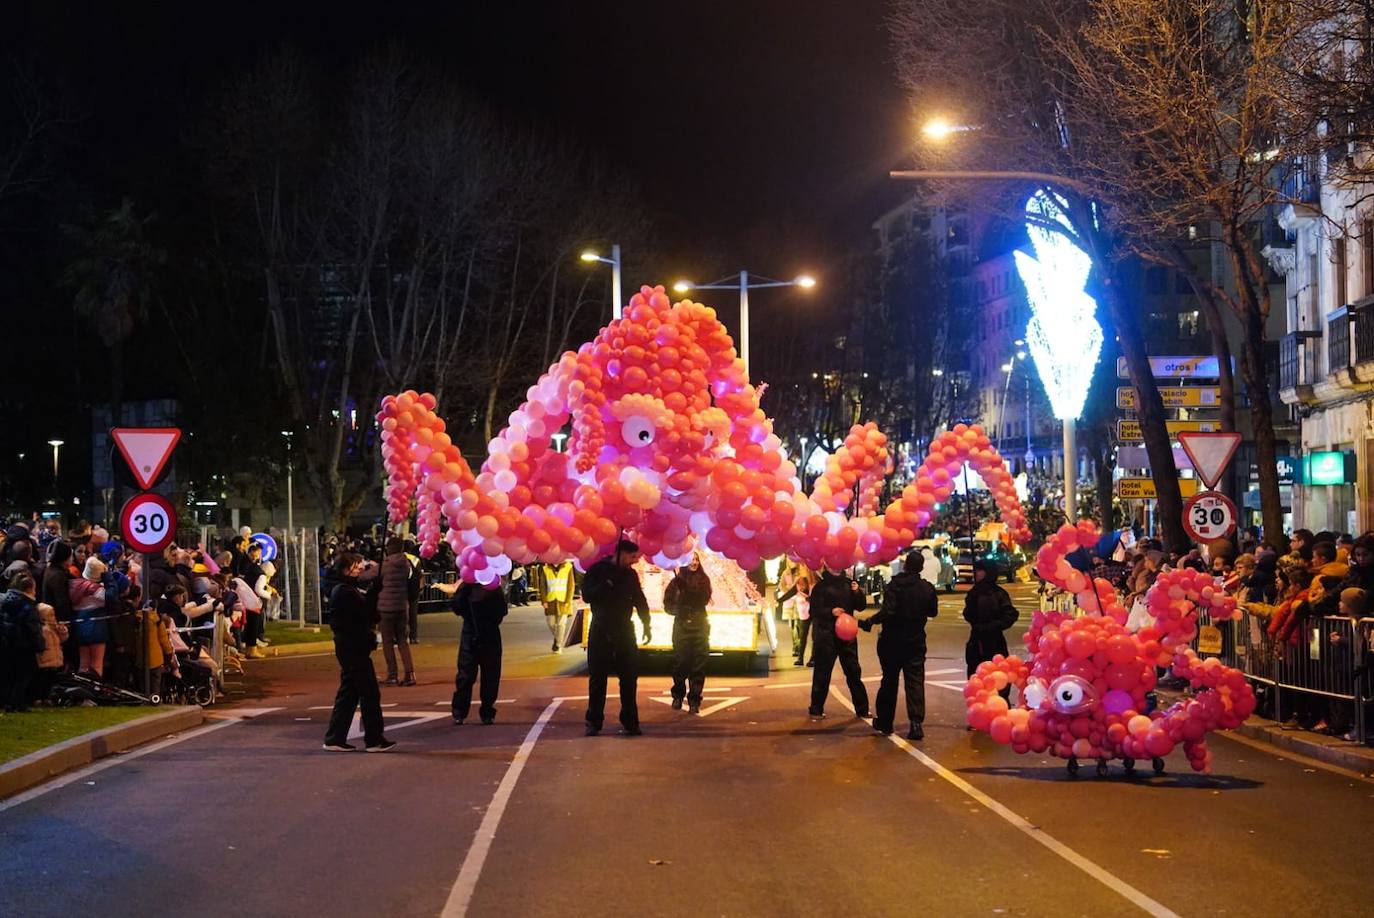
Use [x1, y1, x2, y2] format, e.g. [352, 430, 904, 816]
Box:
[328, 578, 378, 657]
[453, 582, 509, 643]
[808, 572, 867, 640]
[963, 578, 1018, 668]
[36, 602, 66, 669]
[664, 567, 712, 632]
[582, 558, 650, 638]
[41, 564, 73, 623]
[69, 576, 105, 612]
[141, 609, 175, 670]
[376, 552, 411, 615]
[861, 570, 937, 657]
[0, 589, 44, 657]
[1245, 556, 1279, 605]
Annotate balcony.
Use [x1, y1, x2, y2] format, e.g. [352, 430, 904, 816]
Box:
[1355, 297, 1374, 365]
[1328, 306, 1352, 374]
[1278, 330, 1321, 402]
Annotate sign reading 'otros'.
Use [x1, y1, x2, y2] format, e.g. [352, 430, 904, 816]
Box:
[1013, 191, 1102, 422]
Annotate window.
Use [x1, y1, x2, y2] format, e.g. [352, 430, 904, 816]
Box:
[1336, 236, 1348, 306]
[1178, 310, 1200, 339]
[1363, 219, 1374, 297]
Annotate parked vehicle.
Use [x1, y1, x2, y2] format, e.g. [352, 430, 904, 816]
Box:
[910, 538, 958, 592]
[954, 538, 1025, 583]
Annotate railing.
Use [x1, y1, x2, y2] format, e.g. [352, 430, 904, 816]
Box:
[416, 570, 460, 612]
[1328, 306, 1352, 374]
[1279, 330, 1322, 390]
[1355, 301, 1374, 365]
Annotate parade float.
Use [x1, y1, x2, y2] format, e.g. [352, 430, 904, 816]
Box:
[374, 284, 1030, 594]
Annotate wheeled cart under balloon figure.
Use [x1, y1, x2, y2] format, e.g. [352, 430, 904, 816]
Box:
[964, 521, 1256, 776]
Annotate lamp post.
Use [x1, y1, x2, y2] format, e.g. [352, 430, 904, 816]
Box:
[673, 271, 816, 375]
[580, 245, 622, 321]
[281, 431, 294, 540]
[47, 440, 63, 490]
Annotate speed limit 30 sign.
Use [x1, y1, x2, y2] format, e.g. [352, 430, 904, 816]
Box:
[120, 492, 178, 554]
[1182, 490, 1237, 542]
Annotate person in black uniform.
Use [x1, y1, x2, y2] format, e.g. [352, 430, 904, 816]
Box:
[582, 539, 651, 736]
[808, 566, 870, 720]
[449, 579, 508, 725]
[323, 553, 394, 752]
[860, 548, 938, 740]
[963, 559, 1019, 702]
[664, 552, 712, 714]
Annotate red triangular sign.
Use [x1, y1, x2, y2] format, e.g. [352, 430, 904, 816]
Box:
[112, 427, 181, 490]
[1177, 432, 1241, 490]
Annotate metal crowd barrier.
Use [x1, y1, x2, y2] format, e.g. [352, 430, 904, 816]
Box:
[416, 570, 460, 612]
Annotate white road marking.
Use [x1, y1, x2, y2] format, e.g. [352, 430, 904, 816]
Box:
[346, 711, 449, 741]
[828, 688, 1180, 918]
[433, 699, 517, 706]
[0, 707, 282, 814]
[440, 698, 563, 918]
[647, 696, 748, 717]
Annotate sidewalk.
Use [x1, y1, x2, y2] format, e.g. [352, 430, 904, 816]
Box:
[1228, 715, 1374, 777]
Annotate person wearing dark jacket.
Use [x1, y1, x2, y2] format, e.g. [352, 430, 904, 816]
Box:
[963, 560, 1019, 699]
[1, 572, 45, 711]
[445, 579, 509, 725]
[323, 553, 394, 752]
[860, 550, 938, 739]
[664, 553, 712, 714]
[1245, 551, 1279, 605]
[581, 539, 651, 735]
[376, 538, 415, 686]
[41, 541, 74, 623]
[808, 567, 870, 719]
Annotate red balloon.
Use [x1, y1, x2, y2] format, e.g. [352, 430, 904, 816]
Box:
[835, 612, 859, 641]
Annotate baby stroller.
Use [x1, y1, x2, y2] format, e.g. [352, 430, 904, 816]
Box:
[164, 646, 217, 706]
[50, 671, 157, 707]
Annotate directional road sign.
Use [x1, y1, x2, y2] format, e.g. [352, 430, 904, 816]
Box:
[112, 427, 181, 490]
[1116, 419, 1223, 441]
[1116, 477, 1200, 500]
[120, 492, 178, 554]
[1182, 490, 1238, 542]
[1116, 356, 1224, 379]
[1177, 431, 1242, 490]
[1115, 386, 1221, 409]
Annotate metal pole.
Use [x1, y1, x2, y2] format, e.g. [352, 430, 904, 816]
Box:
[1063, 418, 1077, 523]
[298, 527, 307, 628]
[140, 552, 150, 698]
[1024, 373, 1031, 460]
[739, 270, 750, 376]
[611, 244, 623, 321]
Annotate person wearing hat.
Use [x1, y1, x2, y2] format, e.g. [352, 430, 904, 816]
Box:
[69, 556, 110, 678]
[580, 539, 651, 736]
[963, 559, 1018, 701]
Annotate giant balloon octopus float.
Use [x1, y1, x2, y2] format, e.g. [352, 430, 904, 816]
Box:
[964, 521, 1257, 777]
[375, 284, 1030, 590]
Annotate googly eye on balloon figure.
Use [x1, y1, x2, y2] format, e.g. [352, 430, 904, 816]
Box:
[1047, 674, 1097, 715]
[621, 415, 656, 448]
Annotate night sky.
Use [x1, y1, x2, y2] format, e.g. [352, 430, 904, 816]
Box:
[9, 0, 914, 289]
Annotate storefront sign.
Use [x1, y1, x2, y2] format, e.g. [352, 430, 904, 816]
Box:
[1117, 419, 1223, 441]
[1116, 478, 1200, 499]
[1304, 451, 1354, 486]
[1115, 386, 1221, 409]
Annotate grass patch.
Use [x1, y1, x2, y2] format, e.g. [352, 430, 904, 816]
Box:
[0, 706, 167, 765]
[265, 620, 332, 645]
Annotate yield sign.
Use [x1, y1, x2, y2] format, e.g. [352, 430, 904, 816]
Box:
[1177, 431, 1241, 490]
[649, 696, 748, 717]
[112, 427, 181, 490]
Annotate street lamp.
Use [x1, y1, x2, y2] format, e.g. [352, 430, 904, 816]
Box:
[47, 440, 63, 486]
[281, 431, 294, 541]
[579, 245, 622, 321]
[671, 271, 817, 375]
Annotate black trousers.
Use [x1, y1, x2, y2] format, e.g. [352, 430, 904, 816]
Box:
[453, 629, 502, 722]
[324, 647, 385, 746]
[809, 632, 869, 715]
[586, 627, 639, 729]
[874, 647, 925, 732]
[407, 599, 419, 642]
[243, 610, 264, 647]
[671, 625, 709, 705]
[2, 648, 36, 711]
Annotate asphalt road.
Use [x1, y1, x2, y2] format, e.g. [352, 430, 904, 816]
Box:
[3, 580, 1372, 917]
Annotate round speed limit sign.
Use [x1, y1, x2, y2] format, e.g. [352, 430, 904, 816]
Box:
[1182, 490, 1237, 543]
[120, 492, 178, 554]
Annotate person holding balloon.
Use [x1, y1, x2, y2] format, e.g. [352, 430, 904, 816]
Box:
[806, 567, 870, 720]
[962, 559, 1019, 701]
[859, 548, 937, 740]
[581, 539, 652, 736]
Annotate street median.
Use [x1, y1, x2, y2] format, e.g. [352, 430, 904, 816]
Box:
[0, 705, 204, 801]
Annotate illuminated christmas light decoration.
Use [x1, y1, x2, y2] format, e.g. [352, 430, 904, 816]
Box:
[1013, 191, 1103, 420]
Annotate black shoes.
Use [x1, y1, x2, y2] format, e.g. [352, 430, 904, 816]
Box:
[671, 698, 683, 710]
[383, 677, 399, 686]
[399, 674, 416, 687]
[855, 710, 872, 720]
[453, 717, 465, 726]
[365, 739, 397, 753]
[322, 741, 355, 752]
[688, 702, 700, 715]
[808, 708, 826, 718]
[873, 722, 893, 735]
[551, 640, 560, 652]
[907, 726, 924, 741]
[481, 715, 495, 725]
[585, 724, 600, 736]
[622, 725, 643, 736]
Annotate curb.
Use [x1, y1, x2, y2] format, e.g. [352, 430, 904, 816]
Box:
[0, 706, 205, 800]
[1228, 717, 1374, 776]
[260, 640, 335, 657]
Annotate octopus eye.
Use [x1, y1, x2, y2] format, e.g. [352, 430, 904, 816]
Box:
[622, 416, 656, 447]
[1048, 675, 1097, 714]
[1022, 679, 1047, 710]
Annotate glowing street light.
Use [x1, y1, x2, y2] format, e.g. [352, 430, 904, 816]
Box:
[579, 245, 622, 321]
[1013, 190, 1104, 519]
[671, 271, 817, 375]
[47, 439, 64, 484]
